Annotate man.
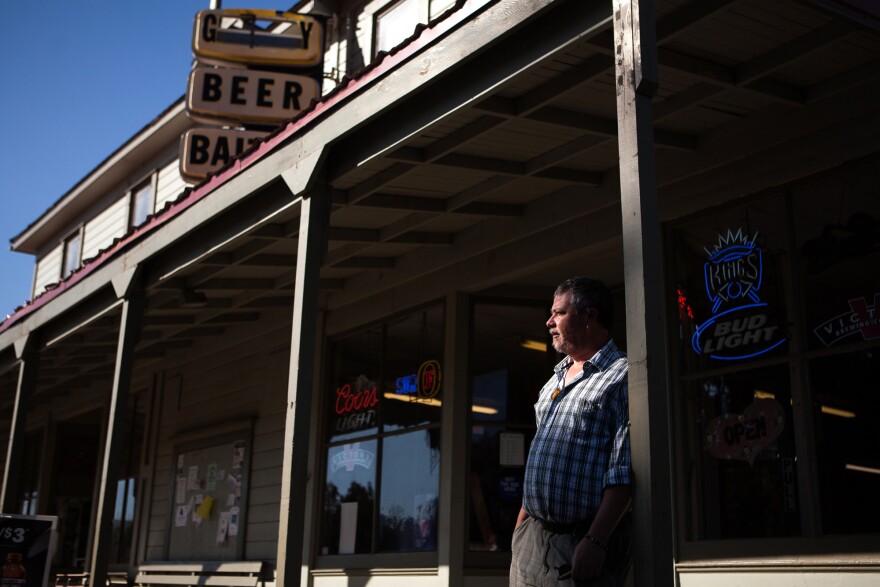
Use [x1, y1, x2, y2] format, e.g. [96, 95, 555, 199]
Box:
[510, 277, 632, 586]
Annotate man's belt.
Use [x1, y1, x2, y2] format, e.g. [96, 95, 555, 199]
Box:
[538, 518, 592, 537]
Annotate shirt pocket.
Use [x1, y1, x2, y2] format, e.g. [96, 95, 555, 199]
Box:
[577, 399, 611, 441]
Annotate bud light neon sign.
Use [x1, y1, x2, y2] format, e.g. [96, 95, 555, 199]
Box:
[691, 229, 786, 361]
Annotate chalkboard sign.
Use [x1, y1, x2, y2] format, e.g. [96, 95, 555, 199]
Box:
[0, 515, 56, 587]
[166, 424, 251, 560]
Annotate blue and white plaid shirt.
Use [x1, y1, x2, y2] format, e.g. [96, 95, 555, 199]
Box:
[522, 339, 632, 524]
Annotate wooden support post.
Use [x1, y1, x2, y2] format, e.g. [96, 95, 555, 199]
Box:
[1, 335, 38, 512]
[89, 271, 144, 587]
[612, 1, 674, 585]
[276, 184, 330, 587]
[437, 292, 470, 585]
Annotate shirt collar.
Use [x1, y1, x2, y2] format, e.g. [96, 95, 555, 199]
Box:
[553, 338, 622, 378]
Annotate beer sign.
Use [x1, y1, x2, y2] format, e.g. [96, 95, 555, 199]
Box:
[187, 65, 320, 125]
[193, 9, 324, 67]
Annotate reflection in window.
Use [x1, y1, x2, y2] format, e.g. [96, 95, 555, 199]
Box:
[469, 303, 553, 552]
[321, 305, 444, 555]
[811, 350, 880, 534]
[379, 430, 440, 552]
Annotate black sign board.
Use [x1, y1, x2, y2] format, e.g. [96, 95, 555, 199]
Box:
[0, 515, 57, 587]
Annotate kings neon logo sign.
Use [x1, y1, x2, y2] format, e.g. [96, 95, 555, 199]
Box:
[691, 229, 786, 361]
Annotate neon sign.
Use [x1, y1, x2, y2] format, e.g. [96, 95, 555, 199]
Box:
[334, 378, 380, 434]
[691, 229, 786, 360]
[814, 293, 880, 346]
[704, 398, 785, 465]
[330, 443, 375, 473]
[393, 360, 442, 401]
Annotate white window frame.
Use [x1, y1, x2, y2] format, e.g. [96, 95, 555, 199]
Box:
[61, 227, 84, 279]
[129, 173, 157, 229]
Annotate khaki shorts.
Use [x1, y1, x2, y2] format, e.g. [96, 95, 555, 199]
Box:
[509, 515, 632, 587]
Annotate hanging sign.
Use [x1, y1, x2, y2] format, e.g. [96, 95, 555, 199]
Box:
[704, 398, 785, 465]
[0, 515, 57, 587]
[333, 377, 380, 435]
[691, 229, 786, 360]
[187, 65, 320, 125]
[814, 293, 880, 347]
[193, 9, 324, 67]
[179, 128, 269, 183]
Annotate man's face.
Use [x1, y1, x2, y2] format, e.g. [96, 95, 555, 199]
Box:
[547, 292, 590, 356]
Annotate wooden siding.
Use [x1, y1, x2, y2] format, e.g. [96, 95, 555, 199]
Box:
[82, 195, 129, 261]
[142, 312, 291, 562]
[32, 244, 63, 296]
[156, 159, 189, 212]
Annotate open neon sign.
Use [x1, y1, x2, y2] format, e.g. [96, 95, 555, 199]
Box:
[691, 229, 786, 360]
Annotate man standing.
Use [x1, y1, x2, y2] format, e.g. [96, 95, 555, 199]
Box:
[510, 277, 632, 586]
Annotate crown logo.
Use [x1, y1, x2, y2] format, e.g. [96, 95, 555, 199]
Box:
[704, 228, 758, 261]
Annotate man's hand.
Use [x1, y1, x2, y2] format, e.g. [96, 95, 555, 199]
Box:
[571, 535, 606, 581]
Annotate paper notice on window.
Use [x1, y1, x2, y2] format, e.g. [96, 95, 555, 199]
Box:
[339, 502, 358, 554]
[188, 465, 200, 490]
[499, 432, 525, 467]
[229, 506, 240, 537]
[217, 511, 230, 544]
[175, 504, 190, 527]
[176, 476, 187, 504]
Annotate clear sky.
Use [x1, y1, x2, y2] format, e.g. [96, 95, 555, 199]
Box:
[0, 1, 296, 319]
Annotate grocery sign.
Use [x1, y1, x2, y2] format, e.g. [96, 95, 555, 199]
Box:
[181, 8, 324, 182]
[187, 65, 320, 125]
[192, 9, 324, 66]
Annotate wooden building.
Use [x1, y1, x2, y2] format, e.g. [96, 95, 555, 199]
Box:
[1, 1, 878, 585]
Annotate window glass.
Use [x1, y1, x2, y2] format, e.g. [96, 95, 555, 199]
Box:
[469, 303, 553, 552]
[321, 304, 443, 556]
[375, 0, 421, 54]
[323, 440, 377, 555]
[131, 181, 154, 227]
[327, 327, 382, 443]
[429, 0, 455, 19]
[378, 429, 440, 552]
[62, 231, 82, 278]
[672, 198, 790, 374]
[383, 309, 444, 432]
[810, 350, 880, 534]
[679, 366, 800, 540]
[791, 164, 880, 535]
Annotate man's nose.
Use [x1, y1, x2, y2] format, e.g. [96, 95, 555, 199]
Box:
[546, 316, 554, 328]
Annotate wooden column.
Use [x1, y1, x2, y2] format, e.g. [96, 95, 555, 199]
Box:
[1, 334, 38, 512]
[276, 185, 330, 587]
[437, 292, 470, 585]
[89, 268, 144, 586]
[612, 1, 674, 585]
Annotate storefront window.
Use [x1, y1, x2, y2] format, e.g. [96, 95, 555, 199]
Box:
[680, 366, 800, 539]
[792, 164, 880, 535]
[671, 160, 880, 544]
[321, 305, 444, 556]
[469, 302, 553, 552]
[671, 196, 801, 540]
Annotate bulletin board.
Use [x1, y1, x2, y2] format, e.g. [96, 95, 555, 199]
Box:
[166, 425, 251, 560]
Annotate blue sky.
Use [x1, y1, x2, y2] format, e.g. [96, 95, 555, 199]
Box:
[0, 1, 296, 318]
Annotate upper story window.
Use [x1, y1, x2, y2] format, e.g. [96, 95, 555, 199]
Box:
[130, 179, 154, 228]
[375, 0, 422, 55]
[373, 0, 452, 56]
[62, 229, 82, 278]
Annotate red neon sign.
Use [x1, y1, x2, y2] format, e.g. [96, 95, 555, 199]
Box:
[335, 384, 380, 415]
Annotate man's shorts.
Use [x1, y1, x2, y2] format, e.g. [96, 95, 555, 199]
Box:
[509, 514, 632, 587]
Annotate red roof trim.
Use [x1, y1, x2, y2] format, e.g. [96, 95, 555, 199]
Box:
[0, 0, 483, 334]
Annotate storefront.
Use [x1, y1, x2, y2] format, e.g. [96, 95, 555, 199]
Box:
[0, 1, 878, 586]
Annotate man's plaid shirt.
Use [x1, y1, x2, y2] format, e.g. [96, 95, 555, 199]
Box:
[522, 338, 632, 524]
